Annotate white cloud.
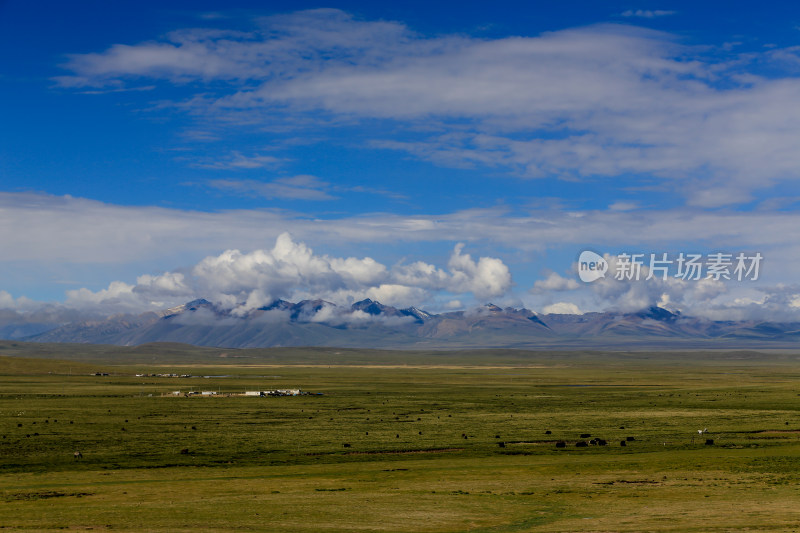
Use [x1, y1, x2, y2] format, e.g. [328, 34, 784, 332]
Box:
[55, 10, 414, 88]
[447, 243, 512, 300]
[532, 272, 580, 293]
[686, 186, 754, 208]
[330, 256, 388, 286]
[53, 232, 513, 315]
[208, 175, 336, 200]
[2, 191, 800, 280]
[307, 302, 346, 324]
[584, 254, 718, 313]
[0, 291, 16, 309]
[5, 192, 800, 274]
[443, 299, 463, 310]
[608, 201, 639, 211]
[65, 281, 140, 312]
[542, 302, 582, 314]
[570, 254, 798, 321]
[682, 284, 800, 321]
[133, 272, 192, 297]
[51, 9, 800, 206]
[392, 261, 450, 289]
[190, 233, 340, 306]
[365, 284, 429, 308]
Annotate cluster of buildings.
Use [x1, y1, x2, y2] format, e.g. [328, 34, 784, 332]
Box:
[164, 388, 312, 397]
[244, 389, 304, 397]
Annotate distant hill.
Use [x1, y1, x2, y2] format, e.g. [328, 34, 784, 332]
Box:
[11, 299, 800, 349]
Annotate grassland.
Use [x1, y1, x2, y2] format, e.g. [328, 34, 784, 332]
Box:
[1, 344, 800, 531]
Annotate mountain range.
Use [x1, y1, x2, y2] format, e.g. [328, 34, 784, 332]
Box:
[7, 298, 800, 349]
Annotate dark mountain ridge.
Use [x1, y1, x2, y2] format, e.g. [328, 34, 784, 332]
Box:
[13, 300, 800, 349]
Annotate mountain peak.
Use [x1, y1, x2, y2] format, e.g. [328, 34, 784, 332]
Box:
[163, 298, 214, 317]
[635, 306, 679, 322]
[351, 298, 394, 316]
[404, 306, 432, 318]
[258, 299, 293, 311]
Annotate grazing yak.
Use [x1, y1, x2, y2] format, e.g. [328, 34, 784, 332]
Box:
[73, 451, 83, 459]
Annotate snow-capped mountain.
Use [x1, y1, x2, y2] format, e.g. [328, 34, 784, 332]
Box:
[12, 300, 800, 349]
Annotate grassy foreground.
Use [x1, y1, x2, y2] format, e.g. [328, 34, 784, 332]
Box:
[1, 347, 800, 531]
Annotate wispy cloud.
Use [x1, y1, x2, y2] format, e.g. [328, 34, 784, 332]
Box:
[191, 151, 283, 170]
[75, 85, 156, 95]
[621, 10, 676, 18]
[608, 201, 639, 211]
[208, 175, 336, 200]
[5, 191, 800, 266]
[54, 9, 800, 207]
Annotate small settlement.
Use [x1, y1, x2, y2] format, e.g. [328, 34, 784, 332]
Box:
[165, 388, 315, 397]
[243, 389, 303, 397]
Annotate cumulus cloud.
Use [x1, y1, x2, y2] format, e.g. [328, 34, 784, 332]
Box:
[446, 243, 512, 299]
[54, 9, 800, 206]
[191, 233, 344, 308]
[65, 281, 139, 312]
[0, 291, 16, 309]
[392, 261, 450, 289]
[133, 272, 193, 298]
[365, 284, 429, 308]
[57, 233, 513, 315]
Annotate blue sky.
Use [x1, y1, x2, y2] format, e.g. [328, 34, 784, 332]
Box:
[3, 1, 800, 320]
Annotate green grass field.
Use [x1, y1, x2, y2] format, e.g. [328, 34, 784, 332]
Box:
[1, 345, 800, 531]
